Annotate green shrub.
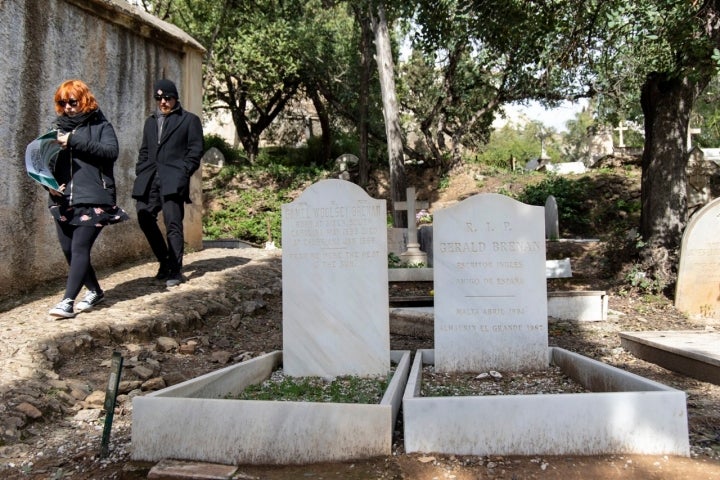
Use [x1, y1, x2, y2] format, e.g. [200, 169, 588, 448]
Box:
[516, 176, 593, 236]
[203, 189, 285, 246]
[204, 134, 246, 166]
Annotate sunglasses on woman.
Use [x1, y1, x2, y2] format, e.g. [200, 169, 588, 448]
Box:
[57, 99, 79, 107]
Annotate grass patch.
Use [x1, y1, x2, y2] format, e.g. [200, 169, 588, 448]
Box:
[229, 368, 393, 404]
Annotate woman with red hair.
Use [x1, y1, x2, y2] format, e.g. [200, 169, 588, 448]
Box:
[46, 79, 128, 319]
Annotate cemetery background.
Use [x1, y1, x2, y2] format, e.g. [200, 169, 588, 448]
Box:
[0, 160, 719, 478]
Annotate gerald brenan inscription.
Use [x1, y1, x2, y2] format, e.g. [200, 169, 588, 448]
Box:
[433, 193, 548, 372]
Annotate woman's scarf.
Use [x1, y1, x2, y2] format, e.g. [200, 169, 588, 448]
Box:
[55, 109, 98, 133]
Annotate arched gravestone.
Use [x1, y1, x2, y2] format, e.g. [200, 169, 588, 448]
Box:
[544, 195, 559, 240]
[433, 193, 548, 372]
[281, 179, 390, 377]
[675, 197, 720, 318]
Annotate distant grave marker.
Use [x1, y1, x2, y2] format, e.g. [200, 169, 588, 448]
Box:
[394, 187, 429, 266]
[545, 195, 559, 240]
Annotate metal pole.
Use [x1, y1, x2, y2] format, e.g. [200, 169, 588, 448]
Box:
[100, 351, 123, 458]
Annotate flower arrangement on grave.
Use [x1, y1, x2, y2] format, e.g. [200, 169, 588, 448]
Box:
[416, 209, 433, 225]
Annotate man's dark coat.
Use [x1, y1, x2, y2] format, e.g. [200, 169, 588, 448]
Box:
[132, 105, 203, 203]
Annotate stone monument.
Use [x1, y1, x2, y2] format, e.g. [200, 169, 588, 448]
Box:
[545, 195, 559, 240]
[433, 193, 548, 372]
[675, 197, 720, 318]
[133, 179, 410, 464]
[394, 187, 429, 266]
[402, 193, 689, 457]
[282, 179, 390, 377]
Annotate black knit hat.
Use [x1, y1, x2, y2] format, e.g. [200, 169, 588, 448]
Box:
[153, 79, 178, 98]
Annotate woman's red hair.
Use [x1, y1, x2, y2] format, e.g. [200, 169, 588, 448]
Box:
[53, 79, 99, 115]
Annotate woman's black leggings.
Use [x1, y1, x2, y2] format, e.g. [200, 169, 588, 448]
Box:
[54, 221, 103, 300]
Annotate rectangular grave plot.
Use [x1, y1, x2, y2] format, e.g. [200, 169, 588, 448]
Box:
[132, 350, 411, 465]
[402, 349, 690, 457]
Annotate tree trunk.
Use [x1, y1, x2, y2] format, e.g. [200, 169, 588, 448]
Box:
[639, 72, 704, 287]
[309, 89, 332, 164]
[371, 2, 406, 227]
[355, 4, 372, 188]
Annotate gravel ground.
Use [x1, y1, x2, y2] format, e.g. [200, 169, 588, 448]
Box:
[0, 241, 718, 479]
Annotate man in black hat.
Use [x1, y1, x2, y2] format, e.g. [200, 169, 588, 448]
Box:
[132, 79, 203, 287]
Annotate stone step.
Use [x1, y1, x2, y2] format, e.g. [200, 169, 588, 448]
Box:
[619, 330, 720, 385]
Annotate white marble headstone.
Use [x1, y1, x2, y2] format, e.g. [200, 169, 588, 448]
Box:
[281, 179, 390, 377]
[433, 193, 548, 372]
[675, 197, 720, 318]
[545, 195, 559, 240]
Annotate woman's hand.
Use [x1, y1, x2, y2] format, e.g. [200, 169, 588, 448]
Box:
[49, 184, 66, 197]
[56, 132, 70, 149]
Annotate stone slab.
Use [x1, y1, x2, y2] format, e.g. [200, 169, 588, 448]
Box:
[547, 290, 608, 321]
[546, 258, 572, 278]
[147, 459, 237, 479]
[281, 179, 389, 377]
[403, 348, 689, 456]
[132, 350, 411, 465]
[433, 194, 548, 372]
[619, 331, 720, 385]
[389, 307, 433, 339]
[388, 267, 433, 282]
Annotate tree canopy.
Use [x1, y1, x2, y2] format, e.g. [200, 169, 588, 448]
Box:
[137, 0, 720, 289]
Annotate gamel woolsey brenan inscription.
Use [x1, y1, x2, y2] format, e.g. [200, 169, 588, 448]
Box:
[433, 193, 548, 372]
[675, 196, 720, 318]
[281, 179, 390, 378]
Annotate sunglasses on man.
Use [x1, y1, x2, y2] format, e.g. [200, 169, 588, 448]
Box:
[154, 94, 176, 101]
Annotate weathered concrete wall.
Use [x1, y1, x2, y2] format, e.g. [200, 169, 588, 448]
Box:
[0, 0, 205, 300]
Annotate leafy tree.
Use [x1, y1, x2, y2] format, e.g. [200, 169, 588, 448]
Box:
[690, 74, 720, 148]
[141, 0, 355, 164]
[474, 122, 562, 170]
[561, 103, 597, 162]
[592, 1, 720, 288]
[451, 0, 720, 289]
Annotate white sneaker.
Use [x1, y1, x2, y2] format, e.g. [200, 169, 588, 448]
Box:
[76, 291, 105, 312]
[49, 298, 75, 319]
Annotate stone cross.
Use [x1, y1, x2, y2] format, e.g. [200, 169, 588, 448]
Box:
[394, 187, 429, 266]
[687, 127, 701, 151]
[614, 121, 628, 148]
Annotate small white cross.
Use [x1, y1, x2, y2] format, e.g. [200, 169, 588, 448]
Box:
[614, 121, 629, 148]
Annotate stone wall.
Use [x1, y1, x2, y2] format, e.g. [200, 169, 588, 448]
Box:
[0, 0, 205, 298]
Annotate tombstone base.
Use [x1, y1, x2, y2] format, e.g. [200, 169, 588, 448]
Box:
[547, 290, 608, 321]
[399, 244, 427, 266]
[133, 350, 412, 465]
[403, 348, 689, 456]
